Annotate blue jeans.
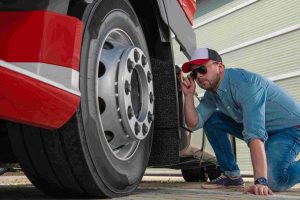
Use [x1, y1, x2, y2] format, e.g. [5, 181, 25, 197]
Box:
[203, 112, 300, 191]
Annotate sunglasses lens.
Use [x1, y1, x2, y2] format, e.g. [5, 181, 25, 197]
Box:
[197, 66, 207, 74]
[191, 66, 207, 78]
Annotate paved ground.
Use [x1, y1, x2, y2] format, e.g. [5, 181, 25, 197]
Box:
[1, 172, 300, 200]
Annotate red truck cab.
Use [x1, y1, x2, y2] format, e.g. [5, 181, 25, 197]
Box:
[0, 0, 197, 198]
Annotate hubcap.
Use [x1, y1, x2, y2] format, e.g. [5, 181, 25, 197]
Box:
[96, 29, 154, 160]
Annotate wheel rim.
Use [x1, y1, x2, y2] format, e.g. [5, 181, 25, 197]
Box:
[96, 29, 154, 160]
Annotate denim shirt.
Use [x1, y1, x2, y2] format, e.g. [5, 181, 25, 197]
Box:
[194, 68, 300, 144]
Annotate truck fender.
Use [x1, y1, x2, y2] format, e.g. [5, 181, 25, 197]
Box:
[156, 0, 196, 58]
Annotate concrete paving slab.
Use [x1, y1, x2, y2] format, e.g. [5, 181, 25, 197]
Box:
[134, 181, 300, 200]
[1, 173, 300, 199]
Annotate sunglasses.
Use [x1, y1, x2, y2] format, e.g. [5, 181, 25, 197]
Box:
[190, 62, 218, 79]
[190, 66, 207, 79]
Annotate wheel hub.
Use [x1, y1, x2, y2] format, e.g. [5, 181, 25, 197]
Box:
[96, 29, 154, 160]
[118, 48, 154, 140]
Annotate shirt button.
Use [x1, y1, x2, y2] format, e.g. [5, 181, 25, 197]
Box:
[227, 106, 230, 109]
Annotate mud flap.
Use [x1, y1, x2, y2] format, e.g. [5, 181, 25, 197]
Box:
[148, 58, 180, 166]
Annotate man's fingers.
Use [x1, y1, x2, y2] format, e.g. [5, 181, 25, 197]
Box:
[182, 76, 193, 87]
[245, 185, 273, 196]
[268, 188, 273, 195]
[182, 81, 191, 89]
[257, 186, 273, 196]
[244, 187, 252, 194]
[254, 186, 259, 195]
[181, 76, 187, 83]
[189, 76, 196, 86]
[263, 187, 269, 195]
[261, 186, 273, 196]
[182, 78, 191, 86]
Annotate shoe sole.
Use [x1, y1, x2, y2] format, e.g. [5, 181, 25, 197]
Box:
[201, 184, 245, 189]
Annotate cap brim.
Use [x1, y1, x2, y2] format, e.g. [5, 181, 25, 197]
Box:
[182, 59, 210, 73]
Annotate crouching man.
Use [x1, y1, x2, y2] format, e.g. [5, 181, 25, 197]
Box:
[181, 48, 300, 195]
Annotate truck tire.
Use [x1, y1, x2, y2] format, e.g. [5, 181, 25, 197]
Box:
[181, 168, 208, 182]
[7, 0, 154, 198]
[206, 165, 222, 181]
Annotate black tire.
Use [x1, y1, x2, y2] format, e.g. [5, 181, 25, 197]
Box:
[206, 165, 222, 181]
[181, 168, 208, 182]
[7, 0, 153, 198]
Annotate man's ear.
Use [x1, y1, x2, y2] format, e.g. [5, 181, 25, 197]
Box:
[218, 62, 225, 73]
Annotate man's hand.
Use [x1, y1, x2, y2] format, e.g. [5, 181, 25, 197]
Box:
[244, 184, 273, 195]
[181, 73, 196, 96]
[180, 72, 199, 129]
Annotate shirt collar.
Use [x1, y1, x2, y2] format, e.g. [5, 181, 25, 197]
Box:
[216, 69, 228, 95]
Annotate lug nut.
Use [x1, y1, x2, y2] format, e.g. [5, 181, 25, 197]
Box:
[150, 92, 154, 104]
[142, 55, 147, 66]
[127, 59, 134, 72]
[128, 106, 134, 119]
[125, 81, 131, 95]
[134, 49, 140, 62]
[148, 112, 154, 123]
[142, 123, 148, 135]
[135, 122, 141, 135]
[147, 71, 153, 82]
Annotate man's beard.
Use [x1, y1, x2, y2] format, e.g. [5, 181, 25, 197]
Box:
[197, 74, 221, 92]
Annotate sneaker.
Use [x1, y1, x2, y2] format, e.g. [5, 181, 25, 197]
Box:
[201, 174, 244, 189]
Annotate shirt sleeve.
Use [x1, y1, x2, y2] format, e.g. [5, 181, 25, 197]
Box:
[192, 93, 216, 131]
[235, 83, 268, 145]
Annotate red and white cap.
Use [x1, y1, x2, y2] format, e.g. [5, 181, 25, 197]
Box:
[182, 48, 222, 73]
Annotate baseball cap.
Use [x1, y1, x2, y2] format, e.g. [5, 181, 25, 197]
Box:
[182, 48, 222, 73]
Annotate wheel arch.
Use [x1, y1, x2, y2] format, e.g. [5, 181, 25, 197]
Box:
[128, 0, 173, 61]
[128, 0, 181, 166]
[68, 0, 173, 60]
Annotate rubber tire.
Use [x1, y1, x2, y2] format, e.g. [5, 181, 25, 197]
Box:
[181, 168, 208, 182]
[7, 0, 152, 198]
[206, 165, 222, 181]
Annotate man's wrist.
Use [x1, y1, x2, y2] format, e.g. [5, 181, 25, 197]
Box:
[255, 177, 268, 186]
[184, 93, 195, 98]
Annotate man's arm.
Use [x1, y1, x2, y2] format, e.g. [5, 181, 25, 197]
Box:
[181, 75, 199, 129]
[249, 139, 267, 180]
[184, 93, 199, 129]
[181, 75, 216, 130]
[246, 139, 273, 195]
[235, 83, 272, 195]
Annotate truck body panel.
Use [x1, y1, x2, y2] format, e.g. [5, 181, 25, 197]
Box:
[0, 0, 196, 128]
[156, 0, 196, 57]
[0, 10, 82, 128]
[178, 0, 196, 24]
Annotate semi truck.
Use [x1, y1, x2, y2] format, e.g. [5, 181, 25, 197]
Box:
[0, 0, 220, 197]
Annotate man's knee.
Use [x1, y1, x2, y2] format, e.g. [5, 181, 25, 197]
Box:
[268, 180, 287, 192]
[268, 173, 289, 192]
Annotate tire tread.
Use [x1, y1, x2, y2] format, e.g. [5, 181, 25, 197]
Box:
[7, 119, 99, 197]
